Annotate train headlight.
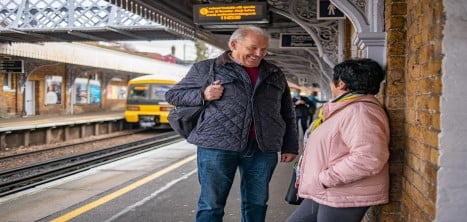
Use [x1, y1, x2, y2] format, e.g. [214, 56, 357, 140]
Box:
[160, 106, 172, 111]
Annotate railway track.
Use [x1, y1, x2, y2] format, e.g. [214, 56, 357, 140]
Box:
[0, 131, 183, 197]
[0, 129, 147, 163]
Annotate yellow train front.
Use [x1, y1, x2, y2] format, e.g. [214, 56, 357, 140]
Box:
[124, 75, 177, 128]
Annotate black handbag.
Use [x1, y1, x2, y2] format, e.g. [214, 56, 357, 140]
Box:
[285, 165, 303, 205]
[168, 60, 215, 138]
[168, 105, 206, 138]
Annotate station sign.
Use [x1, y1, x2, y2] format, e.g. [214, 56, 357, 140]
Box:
[280, 33, 316, 48]
[0, 60, 24, 73]
[317, 0, 345, 20]
[193, 2, 269, 26]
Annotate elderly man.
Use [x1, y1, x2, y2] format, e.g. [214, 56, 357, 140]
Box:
[165, 25, 299, 222]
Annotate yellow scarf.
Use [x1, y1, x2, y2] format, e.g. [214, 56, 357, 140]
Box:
[308, 93, 361, 134]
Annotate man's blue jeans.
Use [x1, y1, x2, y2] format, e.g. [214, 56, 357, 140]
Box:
[196, 139, 278, 222]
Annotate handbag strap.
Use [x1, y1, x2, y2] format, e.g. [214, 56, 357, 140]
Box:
[208, 58, 215, 83]
[202, 59, 216, 106]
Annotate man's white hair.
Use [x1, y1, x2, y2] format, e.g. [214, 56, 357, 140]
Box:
[228, 25, 270, 49]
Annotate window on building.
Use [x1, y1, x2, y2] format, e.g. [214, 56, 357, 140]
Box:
[3, 73, 13, 90]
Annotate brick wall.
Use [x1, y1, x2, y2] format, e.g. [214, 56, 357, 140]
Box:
[382, 1, 408, 221]
[0, 72, 6, 117]
[103, 81, 128, 111]
[0, 72, 19, 118]
[28, 63, 67, 116]
[1, 63, 128, 119]
[402, 0, 443, 221]
[383, 0, 443, 221]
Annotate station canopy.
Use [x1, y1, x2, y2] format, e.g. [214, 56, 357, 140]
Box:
[0, 0, 347, 92]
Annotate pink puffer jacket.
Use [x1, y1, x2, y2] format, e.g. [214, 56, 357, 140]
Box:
[297, 95, 390, 208]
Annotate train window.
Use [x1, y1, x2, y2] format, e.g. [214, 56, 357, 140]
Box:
[128, 85, 148, 99]
[150, 85, 171, 102]
[127, 84, 172, 104]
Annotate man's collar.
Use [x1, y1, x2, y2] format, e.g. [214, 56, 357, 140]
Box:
[227, 52, 242, 65]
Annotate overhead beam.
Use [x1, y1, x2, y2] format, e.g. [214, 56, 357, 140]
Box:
[67, 31, 109, 42]
[106, 26, 149, 40]
[5, 28, 65, 42]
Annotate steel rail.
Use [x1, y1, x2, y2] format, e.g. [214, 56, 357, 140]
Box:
[0, 129, 147, 161]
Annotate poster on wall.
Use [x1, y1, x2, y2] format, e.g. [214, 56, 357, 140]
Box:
[45, 75, 62, 105]
[119, 87, 127, 99]
[106, 85, 127, 100]
[89, 80, 101, 104]
[74, 78, 102, 104]
[74, 78, 88, 104]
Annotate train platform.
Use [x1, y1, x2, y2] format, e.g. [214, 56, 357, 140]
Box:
[0, 112, 127, 150]
[0, 140, 298, 222]
[0, 112, 124, 132]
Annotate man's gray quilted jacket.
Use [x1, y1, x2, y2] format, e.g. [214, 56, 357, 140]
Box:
[165, 51, 299, 154]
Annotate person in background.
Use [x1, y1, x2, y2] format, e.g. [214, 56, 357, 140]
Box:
[292, 89, 313, 135]
[306, 91, 327, 125]
[286, 58, 390, 222]
[165, 25, 299, 222]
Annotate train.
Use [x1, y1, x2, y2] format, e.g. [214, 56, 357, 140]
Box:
[124, 72, 188, 128]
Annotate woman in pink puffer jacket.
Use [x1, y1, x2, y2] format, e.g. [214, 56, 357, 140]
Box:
[287, 58, 390, 222]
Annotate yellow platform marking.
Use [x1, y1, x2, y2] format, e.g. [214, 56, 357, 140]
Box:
[50, 154, 196, 222]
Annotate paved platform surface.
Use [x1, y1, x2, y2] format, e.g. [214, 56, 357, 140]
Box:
[0, 140, 299, 222]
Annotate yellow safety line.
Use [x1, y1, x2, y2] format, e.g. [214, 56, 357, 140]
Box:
[50, 154, 197, 222]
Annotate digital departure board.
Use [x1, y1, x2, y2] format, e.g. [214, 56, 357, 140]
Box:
[193, 2, 269, 26]
[0, 60, 24, 73]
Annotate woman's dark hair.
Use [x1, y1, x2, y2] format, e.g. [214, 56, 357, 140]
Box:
[331, 58, 385, 95]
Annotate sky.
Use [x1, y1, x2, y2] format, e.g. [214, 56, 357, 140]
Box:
[123, 40, 223, 61]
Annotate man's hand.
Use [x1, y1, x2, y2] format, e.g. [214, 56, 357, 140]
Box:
[280, 153, 297, 163]
[204, 80, 224, 101]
